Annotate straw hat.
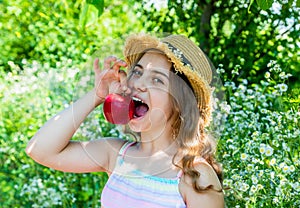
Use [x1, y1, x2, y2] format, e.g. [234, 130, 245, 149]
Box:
[123, 33, 213, 125]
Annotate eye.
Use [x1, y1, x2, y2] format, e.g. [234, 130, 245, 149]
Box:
[153, 77, 164, 84]
[132, 67, 142, 76]
[128, 66, 144, 83]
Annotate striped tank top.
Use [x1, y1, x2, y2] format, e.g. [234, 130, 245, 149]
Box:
[101, 141, 186, 208]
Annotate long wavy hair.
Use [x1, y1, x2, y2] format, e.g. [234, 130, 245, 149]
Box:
[169, 66, 223, 192]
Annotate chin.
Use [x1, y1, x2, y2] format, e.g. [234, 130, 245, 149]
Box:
[128, 120, 151, 133]
[129, 109, 169, 133]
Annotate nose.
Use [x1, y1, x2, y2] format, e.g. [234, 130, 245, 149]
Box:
[133, 76, 147, 92]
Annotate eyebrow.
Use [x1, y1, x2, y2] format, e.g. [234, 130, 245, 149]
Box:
[134, 64, 169, 79]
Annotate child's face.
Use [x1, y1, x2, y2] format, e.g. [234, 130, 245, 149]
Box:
[127, 51, 173, 133]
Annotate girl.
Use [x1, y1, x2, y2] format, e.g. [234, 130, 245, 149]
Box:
[26, 33, 224, 207]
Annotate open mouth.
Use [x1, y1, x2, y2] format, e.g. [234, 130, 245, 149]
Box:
[132, 97, 149, 118]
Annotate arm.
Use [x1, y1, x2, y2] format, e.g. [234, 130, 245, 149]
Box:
[26, 57, 128, 173]
[180, 162, 224, 208]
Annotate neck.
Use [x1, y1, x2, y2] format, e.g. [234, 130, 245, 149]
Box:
[139, 129, 178, 157]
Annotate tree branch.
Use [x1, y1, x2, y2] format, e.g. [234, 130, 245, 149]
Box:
[197, 0, 215, 53]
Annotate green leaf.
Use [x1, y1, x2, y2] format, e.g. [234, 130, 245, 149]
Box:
[248, 0, 255, 13]
[256, 0, 274, 10]
[79, 0, 102, 29]
[79, 2, 89, 29]
[87, 0, 104, 17]
[222, 20, 235, 38]
[297, 0, 300, 7]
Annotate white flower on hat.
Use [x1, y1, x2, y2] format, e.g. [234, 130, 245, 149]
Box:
[169, 47, 184, 62]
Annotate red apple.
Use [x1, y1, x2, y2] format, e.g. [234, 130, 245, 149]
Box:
[103, 93, 135, 124]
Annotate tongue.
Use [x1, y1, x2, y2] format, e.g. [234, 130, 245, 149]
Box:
[135, 104, 148, 117]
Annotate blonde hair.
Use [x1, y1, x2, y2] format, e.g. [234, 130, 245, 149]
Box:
[169, 65, 223, 192]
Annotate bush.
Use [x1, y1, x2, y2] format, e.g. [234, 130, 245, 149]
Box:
[0, 0, 143, 72]
[0, 58, 127, 207]
[215, 61, 300, 207]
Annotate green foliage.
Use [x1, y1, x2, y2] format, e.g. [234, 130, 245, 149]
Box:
[87, 0, 105, 17]
[1, 0, 83, 69]
[0, 59, 129, 207]
[0, 0, 142, 72]
[256, 0, 274, 10]
[134, 0, 300, 88]
[214, 61, 300, 207]
[80, 0, 105, 29]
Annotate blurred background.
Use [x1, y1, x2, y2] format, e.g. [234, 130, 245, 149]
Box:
[1, 0, 299, 207]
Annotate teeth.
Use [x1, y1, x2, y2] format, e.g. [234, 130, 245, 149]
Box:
[132, 96, 143, 103]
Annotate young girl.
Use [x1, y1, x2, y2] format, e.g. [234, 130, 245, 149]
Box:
[26, 33, 224, 207]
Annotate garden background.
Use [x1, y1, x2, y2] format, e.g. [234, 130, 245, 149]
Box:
[1, 0, 299, 207]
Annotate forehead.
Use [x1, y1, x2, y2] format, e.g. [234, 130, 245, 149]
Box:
[137, 51, 172, 72]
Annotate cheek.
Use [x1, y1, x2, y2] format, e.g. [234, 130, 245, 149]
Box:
[150, 91, 171, 108]
[149, 107, 168, 121]
[149, 108, 168, 131]
[149, 95, 173, 122]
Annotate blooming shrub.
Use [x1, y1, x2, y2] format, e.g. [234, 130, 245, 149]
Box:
[215, 61, 300, 207]
[20, 175, 76, 207]
[0, 59, 112, 207]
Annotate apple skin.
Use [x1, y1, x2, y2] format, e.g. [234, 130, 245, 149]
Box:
[103, 93, 134, 124]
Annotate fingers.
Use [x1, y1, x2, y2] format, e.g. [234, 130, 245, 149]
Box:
[95, 56, 127, 77]
[102, 56, 127, 76]
[112, 59, 127, 70]
[119, 70, 131, 94]
[94, 56, 130, 95]
[103, 56, 127, 69]
[93, 58, 100, 74]
[112, 60, 127, 77]
[103, 56, 117, 70]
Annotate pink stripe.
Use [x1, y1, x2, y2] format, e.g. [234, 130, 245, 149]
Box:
[120, 141, 136, 158]
[176, 170, 183, 178]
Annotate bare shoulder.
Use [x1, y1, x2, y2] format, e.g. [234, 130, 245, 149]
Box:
[91, 137, 126, 159]
[87, 137, 125, 150]
[101, 137, 127, 150]
[179, 161, 224, 208]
